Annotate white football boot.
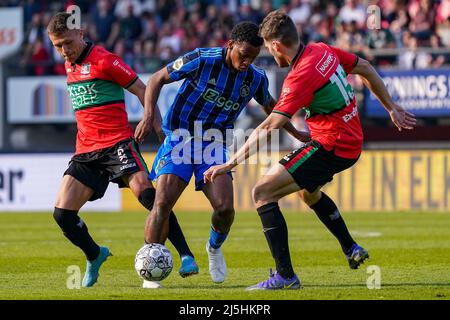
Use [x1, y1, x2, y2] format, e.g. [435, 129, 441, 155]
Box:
[206, 241, 227, 283]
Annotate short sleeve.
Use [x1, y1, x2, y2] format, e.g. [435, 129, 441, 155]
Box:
[253, 71, 271, 106]
[167, 49, 201, 81]
[272, 71, 315, 118]
[101, 54, 138, 88]
[328, 45, 359, 74]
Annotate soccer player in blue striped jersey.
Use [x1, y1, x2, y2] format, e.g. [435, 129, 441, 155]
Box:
[135, 22, 309, 284]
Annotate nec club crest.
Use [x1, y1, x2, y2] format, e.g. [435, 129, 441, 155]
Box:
[81, 63, 91, 75]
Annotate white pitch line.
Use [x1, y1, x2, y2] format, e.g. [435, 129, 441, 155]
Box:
[350, 231, 382, 238]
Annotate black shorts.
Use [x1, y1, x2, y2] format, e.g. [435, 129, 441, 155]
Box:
[279, 140, 359, 193]
[64, 138, 149, 201]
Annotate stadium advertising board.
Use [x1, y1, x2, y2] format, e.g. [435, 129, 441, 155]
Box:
[0, 8, 23, 59]
[365, 68, 450, 117]
[6, 74, 178, 123]
[0, 154, 120, 211]
[122, 150, 450, 212]
[7, 71, 276, 123]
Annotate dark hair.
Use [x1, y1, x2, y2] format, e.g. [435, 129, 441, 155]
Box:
[47, 12, 74, 35]
[230, 21, 263, 47]
[259, 10, 299, 46]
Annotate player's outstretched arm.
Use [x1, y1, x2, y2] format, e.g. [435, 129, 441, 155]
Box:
[351, 58, 416, 131]
[135, 67, 172, 143]
[262, 97, 311, 142]
[128, 78, 165, 143]
[127, 78, 146, 106]
[204, 112, 290, 183]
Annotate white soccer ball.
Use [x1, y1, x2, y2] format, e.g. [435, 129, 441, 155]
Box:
[135, 243, 173, 281]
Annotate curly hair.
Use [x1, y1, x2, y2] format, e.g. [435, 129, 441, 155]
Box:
[230, 21, 264, 47]
[259, 10, 299, 46]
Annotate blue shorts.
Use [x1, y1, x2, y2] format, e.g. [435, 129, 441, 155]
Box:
[149, 135, 232, 191]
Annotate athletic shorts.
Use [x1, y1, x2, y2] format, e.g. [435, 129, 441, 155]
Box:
[279, 140, 359, 193]
[64, 138, 149, 201]
[149, 135, 232, 191]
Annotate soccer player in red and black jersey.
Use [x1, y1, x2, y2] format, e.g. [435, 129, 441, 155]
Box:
[47, 12, 198, 288]
[204, 10, 416, 290]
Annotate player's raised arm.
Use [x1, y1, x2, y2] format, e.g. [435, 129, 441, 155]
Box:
[204, 112, 290, 183]
[127, 78, 165, 143]
[350, 58, 416, 131]
[136, 49, 201, 143]
[252, 69, 310, 143]
[261, 96, 311, 142]
[135, 67, 172, 143]
[127, 78, 146, 105]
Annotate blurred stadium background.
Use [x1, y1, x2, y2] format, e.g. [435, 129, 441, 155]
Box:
[0, 0, 449, 213]
[0, 0, 450, 301]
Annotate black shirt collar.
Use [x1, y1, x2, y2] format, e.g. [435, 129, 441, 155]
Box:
[74, 41, 93, 65]
[289, 42, 305, 70]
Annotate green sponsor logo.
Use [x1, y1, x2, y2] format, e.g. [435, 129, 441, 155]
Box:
[68, 82, 98, 109]
[67, 79, 124, 110]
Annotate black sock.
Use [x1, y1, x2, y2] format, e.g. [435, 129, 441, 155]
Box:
[53, 207, 100, 261]
[168, 212, 194, 258]
[138, 188, 194, 259]
[310, 193, 355, 254]
[257, 202, 295, 279]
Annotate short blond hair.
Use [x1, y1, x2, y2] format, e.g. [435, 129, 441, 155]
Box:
[259, 10, 299, 47]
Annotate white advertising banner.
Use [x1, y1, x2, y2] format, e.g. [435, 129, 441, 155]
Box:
[0, 8, 23, 59]
[0, 154, 120, 212]
[7, 74, 181, 123]
[7, 71, 277, 123]
[7, 76, 75, 123]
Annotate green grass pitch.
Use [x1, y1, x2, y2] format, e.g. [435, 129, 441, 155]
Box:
[0, 210, 449, 300]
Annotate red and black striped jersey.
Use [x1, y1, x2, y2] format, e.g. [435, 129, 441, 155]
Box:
[273, 42, 363, 159]
[65, 42, 138, 154]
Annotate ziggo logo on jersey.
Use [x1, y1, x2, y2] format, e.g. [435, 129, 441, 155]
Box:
[202, 89, 240, 111]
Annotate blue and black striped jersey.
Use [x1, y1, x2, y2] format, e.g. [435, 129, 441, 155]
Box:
[163, 47, 270, 135]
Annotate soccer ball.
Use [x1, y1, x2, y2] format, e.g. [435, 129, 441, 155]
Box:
[135, 243, 173, 281]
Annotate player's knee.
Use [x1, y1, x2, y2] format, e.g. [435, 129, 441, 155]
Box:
[53, 207, 79, 230]
[129, 173, 153, 196]
[153, 198, 173, 218]
[299, 189, 321, 206]
[252, 182, 271, 204]
[213, 202, 235, 218]
[138, 188, 156, 211]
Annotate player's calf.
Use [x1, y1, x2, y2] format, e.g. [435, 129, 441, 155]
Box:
[53, 207, 100, 261]
[139, 188, 198, 272]
[211, 205, 235, 234]
[137, 187, 157, 211]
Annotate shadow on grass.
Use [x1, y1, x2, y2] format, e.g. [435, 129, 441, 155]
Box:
[306, 283, 450, 288]
[121, 282, 450, 290]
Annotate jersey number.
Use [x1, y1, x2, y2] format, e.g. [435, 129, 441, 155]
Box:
[329, 65, 354, 106]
